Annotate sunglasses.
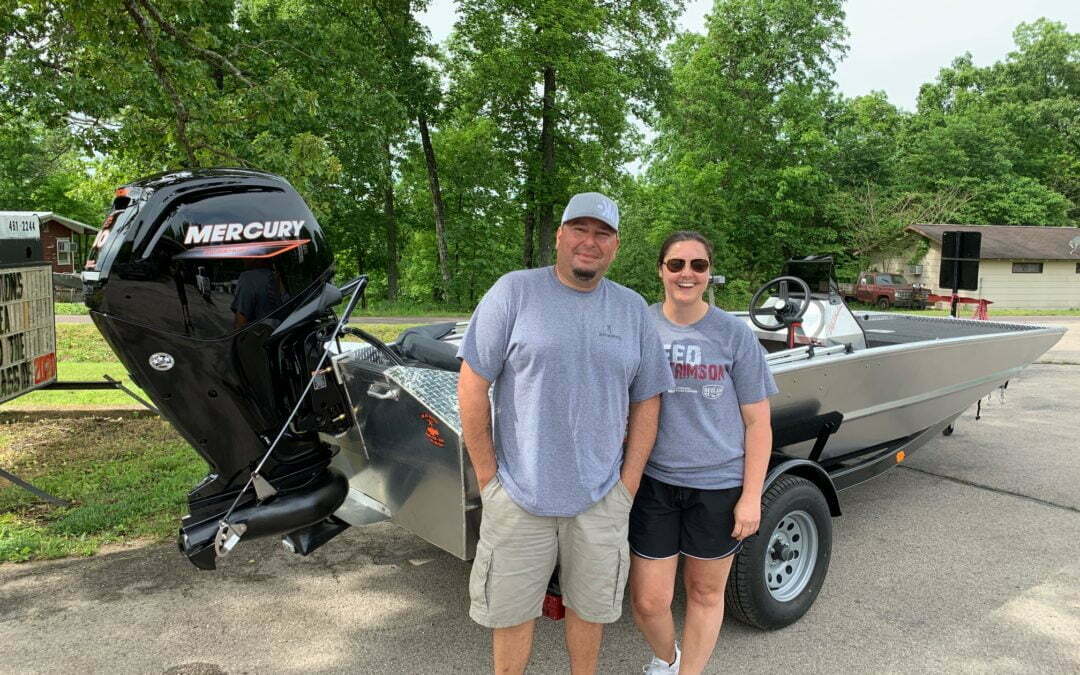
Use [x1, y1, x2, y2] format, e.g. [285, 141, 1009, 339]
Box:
[663, 258, 710, 273]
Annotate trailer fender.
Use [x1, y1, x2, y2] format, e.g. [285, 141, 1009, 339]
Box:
[764, 458, 841, 517]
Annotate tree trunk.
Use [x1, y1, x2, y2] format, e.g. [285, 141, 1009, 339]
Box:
[522, 208, 535, 268]
[536, 65, 557, 266]
[523, 176, 536, 268]
[417, 114, 452, 302]
[382, 140, 399, 302]
[355, 248, 368, 310]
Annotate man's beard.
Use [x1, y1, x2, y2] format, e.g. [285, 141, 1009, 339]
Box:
[571, 267, 597, 281]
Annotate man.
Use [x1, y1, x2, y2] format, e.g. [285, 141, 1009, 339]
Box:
[457, 192, 675, 674]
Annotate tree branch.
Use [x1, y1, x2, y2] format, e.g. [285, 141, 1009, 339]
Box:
[123, 0, 197, 167]
[137, 0, 253, 87]
[191, 142, 252, 167]
[236, 40, 331, 66]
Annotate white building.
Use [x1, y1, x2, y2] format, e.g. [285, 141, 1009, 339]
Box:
[902, 224, 1080, 310]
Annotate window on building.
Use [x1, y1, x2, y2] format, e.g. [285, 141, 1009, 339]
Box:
[1076, 262, 1080, 273]
[56, 238, 72, 266]
[1012, 262, 1043, 274]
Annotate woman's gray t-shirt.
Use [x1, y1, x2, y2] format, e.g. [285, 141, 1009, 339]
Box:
[646, 304, 778, 489]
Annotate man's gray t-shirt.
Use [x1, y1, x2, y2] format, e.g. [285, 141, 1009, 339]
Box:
[646, 304, 778, 490]
[458, 267, 674, 517]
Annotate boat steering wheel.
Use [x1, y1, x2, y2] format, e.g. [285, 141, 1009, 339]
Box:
[748, 276, 813, 332]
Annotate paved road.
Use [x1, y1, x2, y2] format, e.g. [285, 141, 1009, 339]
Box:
[1003, 316, 1080, 364]
[3, 361, 1077, 673]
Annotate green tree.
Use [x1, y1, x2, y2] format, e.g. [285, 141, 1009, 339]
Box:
[901, 20, 1077, 225]
[447, 0, 683, 267]
[1, 0, 343, 192]
[637, 0, 848, 286]
[0, 119, 102, 222]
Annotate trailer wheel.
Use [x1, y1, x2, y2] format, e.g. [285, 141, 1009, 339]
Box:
[875, 296, 891, 310]
[725, 475, 832, 630]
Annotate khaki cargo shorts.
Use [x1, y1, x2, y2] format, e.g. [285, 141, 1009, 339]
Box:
[468, 477, 633, 628]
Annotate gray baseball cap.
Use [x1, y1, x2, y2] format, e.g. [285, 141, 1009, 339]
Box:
[561, 192, 619, 232]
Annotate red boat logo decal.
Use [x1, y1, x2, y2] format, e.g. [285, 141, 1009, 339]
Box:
[420, 412, 445, 447]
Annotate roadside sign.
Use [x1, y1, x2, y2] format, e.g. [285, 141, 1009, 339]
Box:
[938, 231, 981, 291]
[0, 219, 62, 504]
[0, 265, 56, 402]
[0, 213, 41, 240]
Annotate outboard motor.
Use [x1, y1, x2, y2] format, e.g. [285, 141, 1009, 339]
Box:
[83, 169, 353, 569]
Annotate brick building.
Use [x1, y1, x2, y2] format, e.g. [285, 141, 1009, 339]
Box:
[0, 211, 97, 274]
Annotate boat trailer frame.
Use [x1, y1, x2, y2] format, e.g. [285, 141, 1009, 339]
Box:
[0, 376, 159, 506]
[765, 410, 961, 517]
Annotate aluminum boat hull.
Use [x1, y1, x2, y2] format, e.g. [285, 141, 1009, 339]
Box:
[759, 313, 1065, 461]
[324, 312, 1064, 560]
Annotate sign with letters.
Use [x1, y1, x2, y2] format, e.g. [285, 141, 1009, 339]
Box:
[0, 265, 56, 403]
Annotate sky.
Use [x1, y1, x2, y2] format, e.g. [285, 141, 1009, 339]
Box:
[418, 0, 1079, 112]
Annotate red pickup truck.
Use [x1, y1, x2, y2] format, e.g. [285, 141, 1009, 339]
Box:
[839, 272, 929, 309]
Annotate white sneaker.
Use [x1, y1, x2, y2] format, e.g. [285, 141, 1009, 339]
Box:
[642, 643, 680, 674]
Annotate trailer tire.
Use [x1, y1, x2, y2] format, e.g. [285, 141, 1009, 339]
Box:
[875, 296, 891, 310]
[725, 475, 832, 630]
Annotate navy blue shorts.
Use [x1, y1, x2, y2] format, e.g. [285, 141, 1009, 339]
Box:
[629, 474, 743, 560]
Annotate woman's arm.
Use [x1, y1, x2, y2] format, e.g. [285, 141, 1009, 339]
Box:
[732, 398, 771, 540]
[622, 394, 661, 497]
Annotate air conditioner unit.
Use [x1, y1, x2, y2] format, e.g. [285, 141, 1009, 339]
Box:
[56, 240, 73, 254]
[907, 264, 923, 275]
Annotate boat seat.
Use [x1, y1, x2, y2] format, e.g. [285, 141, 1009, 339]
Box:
[396, 322, 461, 372]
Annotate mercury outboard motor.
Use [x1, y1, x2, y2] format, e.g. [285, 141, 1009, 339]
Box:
[84, 169, 354, 569]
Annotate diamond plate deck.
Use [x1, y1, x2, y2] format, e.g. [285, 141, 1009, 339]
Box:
[386, 366, 461, 434]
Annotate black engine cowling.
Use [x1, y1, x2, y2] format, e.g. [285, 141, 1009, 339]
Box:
[83, 169, 350, 568]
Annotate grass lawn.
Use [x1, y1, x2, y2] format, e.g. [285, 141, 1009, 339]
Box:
[54, 302, 90, 315]
[3, 323, 419, 409]
[0, 321, 421, 562]
[55, 299, 467, 318]
[0, 417, 206, 562]
[988, 308, 1080, 316]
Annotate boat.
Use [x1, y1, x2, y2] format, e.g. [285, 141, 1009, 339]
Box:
[83, 169, 1064, 630]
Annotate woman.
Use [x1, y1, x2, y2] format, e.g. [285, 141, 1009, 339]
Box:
[630, 231, 776, 675]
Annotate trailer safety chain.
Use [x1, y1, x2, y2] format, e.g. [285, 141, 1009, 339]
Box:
[976, 382, 1009, 422]
[213, 276, 368, 558]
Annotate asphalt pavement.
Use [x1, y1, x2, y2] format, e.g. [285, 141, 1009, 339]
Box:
[4, 322, 1078, 673]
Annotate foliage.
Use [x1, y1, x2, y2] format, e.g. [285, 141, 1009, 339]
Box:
[1, 3, 1077, 307]
[902, 20, 1077, 225]
[444, 0, 682, 269]
[54, 302, 90, 315]
[626, 0, 849, 290]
